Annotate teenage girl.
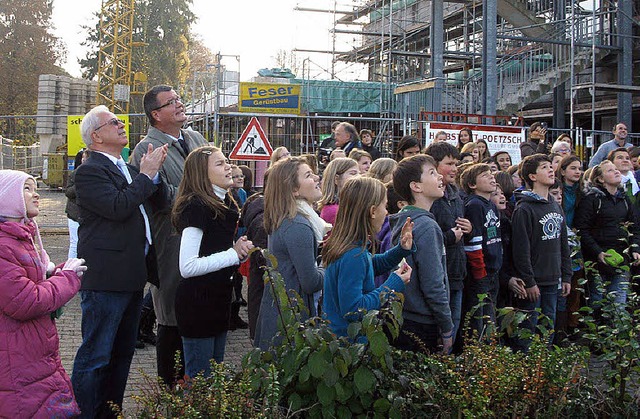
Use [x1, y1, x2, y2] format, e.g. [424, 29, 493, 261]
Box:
[457, 128, 473, 151]
[321, 176, 414, 338]
[172, 146, 254, 377]
[318, 157, 360, 226]
[574, 160, 640, 308]
[254, 157, 329, 350]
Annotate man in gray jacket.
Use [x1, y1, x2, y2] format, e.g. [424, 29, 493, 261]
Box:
[131, 85, 207, 385]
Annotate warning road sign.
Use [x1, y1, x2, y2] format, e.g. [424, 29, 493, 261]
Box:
[229, 117, 273, 161]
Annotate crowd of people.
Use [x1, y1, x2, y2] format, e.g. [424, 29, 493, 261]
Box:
[0, 90, 637, 417]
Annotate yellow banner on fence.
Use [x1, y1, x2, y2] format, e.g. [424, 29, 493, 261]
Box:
[238, 82, 301, 115]
[67, 114, 130, 157]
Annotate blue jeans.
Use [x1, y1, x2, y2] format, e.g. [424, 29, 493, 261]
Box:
[72, 290, 143, 418]
[464, 273, 499, 339]
[182, 332, 228, 378]
[449, 289, 463, 343]
[512, 284, 558, 352]
[588, 271, 629, 306]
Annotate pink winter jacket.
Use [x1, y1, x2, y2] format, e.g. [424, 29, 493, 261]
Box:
[0, 220, 81, 418]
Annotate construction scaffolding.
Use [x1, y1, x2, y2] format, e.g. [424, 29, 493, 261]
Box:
[296, 0, 639, 131]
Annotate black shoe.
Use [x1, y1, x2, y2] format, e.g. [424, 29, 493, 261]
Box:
[135, 339, 145, 349]
[238, 297, 248, 307]
[140, 332, 157, 346]
[229, 315, 248, 330]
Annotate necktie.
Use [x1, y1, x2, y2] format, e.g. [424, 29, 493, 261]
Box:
[177, 138, 189, 156]
[116, 159, 153, 246]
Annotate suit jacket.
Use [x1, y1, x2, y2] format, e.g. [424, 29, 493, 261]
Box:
[76, 152, 158, 292]
[130, 126, 208, 325]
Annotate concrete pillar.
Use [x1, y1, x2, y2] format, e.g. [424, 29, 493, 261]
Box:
[482, 0, 497, 118]
[617, 0, 632, 129]
[430, 0, 444, 113]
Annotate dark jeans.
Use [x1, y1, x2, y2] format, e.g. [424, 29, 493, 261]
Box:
[156, 324, 185, 386]
[72, 290, 143, 418]
[511, 283, 558, 353]
[463, 273, 499, 339]
[394, 318, 440, 354]
[449, 288, 463, 343]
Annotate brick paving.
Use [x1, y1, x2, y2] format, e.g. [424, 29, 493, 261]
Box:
[38, 187, 254, 417]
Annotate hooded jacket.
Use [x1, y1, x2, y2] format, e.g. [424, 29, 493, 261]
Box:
[574, 185, 640, 275]
[429, 184, 467, 290]
[511, 190, 572, 288]
[390, 206, 453, 333]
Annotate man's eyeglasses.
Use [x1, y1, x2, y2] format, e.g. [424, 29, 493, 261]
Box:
[94, 118, 123, 132]
[153, 96, 182, 111]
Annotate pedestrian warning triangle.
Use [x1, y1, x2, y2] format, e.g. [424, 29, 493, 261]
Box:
[229, 117, 273, 161]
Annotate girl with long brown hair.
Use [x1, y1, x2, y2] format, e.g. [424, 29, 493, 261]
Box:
[172, 146, 254, 378]
[321, 177, 414, 338]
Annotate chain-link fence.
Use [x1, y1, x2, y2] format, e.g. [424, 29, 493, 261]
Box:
[2, 112, 638, 187]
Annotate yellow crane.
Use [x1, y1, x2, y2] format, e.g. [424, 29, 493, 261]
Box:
[96, 0, 146, 114]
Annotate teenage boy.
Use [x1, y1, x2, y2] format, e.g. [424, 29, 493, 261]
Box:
[460, 163, 502, 338]
[390, 155, 454, 354]
[511, 154, 572, 352]
[425, 142, 472, 341]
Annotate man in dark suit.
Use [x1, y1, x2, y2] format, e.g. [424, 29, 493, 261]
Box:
[72, 105, 167, 418]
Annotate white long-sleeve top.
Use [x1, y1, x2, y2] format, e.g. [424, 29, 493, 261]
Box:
[179, 226, 239, 278]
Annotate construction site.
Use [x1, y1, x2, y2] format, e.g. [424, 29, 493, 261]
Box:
[2, 0, 640, 183]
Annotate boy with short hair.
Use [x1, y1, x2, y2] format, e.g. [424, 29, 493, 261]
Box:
[511, 154, 572, 351]
[425, 142, 471, 341]
[391, 155, 454, 354]
[460, 163, 502, 338]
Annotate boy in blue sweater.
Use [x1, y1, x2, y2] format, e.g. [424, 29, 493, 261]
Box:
[391, 155, 454, 354]
[460, 163, 502, 339]
[511, 154, 571, 351]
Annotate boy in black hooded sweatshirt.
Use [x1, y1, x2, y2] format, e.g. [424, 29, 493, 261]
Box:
[511, 154, 572, 352]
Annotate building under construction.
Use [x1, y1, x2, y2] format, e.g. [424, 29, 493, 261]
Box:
[299, 0, 640, 132]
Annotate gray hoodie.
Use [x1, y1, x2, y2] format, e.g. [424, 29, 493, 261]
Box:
[390, 206, 453, 333]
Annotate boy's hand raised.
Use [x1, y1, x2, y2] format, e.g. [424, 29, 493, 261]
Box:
[399, 217, 414, 250]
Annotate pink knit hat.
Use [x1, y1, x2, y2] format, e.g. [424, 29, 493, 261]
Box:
[0, 169, 49, 267]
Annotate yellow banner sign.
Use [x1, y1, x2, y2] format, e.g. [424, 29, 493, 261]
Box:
[67, 114, 130, 157]
[239, 82, 301, 115]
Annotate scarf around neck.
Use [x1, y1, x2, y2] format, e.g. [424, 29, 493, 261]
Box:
[296, 200, 332, 242]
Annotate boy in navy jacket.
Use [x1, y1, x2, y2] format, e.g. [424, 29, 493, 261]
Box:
[460, 163, 502, 338]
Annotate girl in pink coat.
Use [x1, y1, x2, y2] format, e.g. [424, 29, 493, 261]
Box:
[0, 170, 86, 418]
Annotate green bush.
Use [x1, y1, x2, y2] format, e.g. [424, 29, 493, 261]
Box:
[132, 249, 640, 418]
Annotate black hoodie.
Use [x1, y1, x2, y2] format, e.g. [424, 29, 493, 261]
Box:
[511, 190, 571, 288]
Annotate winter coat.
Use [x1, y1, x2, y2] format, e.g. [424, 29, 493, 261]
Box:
[574, 185, 640, 276]
[130, 126, 208, 326]
[0, 220, 81, 418]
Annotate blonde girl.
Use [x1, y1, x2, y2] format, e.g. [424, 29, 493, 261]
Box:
[348, 149, 373, 174]
[318, 157, 359, 225]
[254, 157, 329, 350]
[367, 157, 397, 183]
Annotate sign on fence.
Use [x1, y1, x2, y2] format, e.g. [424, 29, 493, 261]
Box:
[238, 82, 301, 115]
[423, 122, 526, 164]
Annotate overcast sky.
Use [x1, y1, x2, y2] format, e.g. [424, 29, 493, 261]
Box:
[51, 0, 364, 81]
